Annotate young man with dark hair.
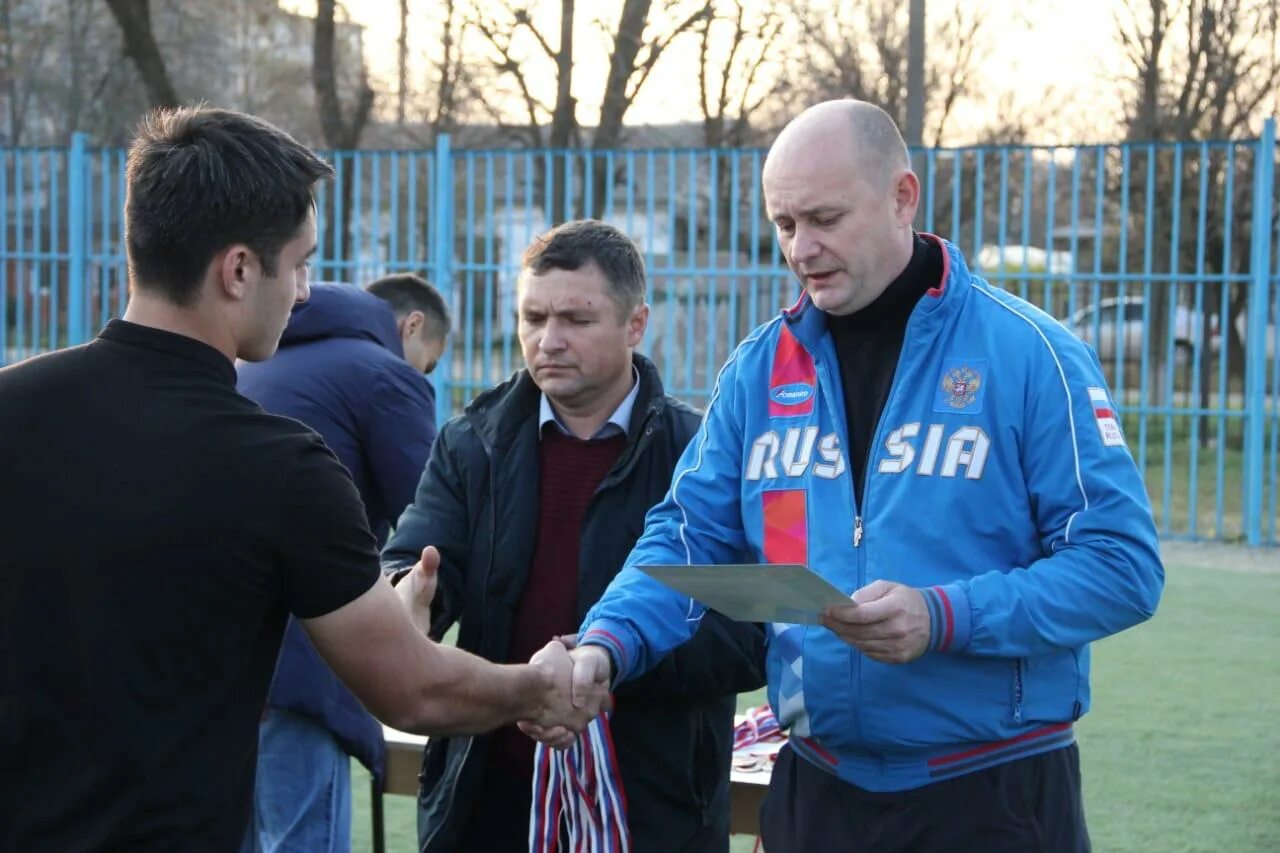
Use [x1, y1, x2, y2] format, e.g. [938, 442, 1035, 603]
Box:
[383, 218, 767, 852]
[237, 276, 449, 853]
[0, 107, 598, 851]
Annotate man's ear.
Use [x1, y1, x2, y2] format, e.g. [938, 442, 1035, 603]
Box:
[402, 309, 425, 339]
[626, 302, 650, 348]
[892, 170, 921, 226]
[217, 245, 256, 300]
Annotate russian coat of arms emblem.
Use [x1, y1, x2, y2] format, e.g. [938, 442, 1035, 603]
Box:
[940, 366, 981, 409]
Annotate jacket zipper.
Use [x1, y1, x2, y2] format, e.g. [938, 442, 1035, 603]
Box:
[1013, 659, 1024, 723]
[813, 358, 864, 554]
[813, 356, 866, 749]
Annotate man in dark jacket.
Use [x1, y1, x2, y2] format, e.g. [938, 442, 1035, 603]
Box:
[383, 219, 767, 853]
[237, 275, 449, 852]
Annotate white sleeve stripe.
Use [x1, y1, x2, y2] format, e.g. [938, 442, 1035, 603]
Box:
[972, 288, 1089, 543]
[1087, 387, 1109, 404]
[671, 317, 782, 564]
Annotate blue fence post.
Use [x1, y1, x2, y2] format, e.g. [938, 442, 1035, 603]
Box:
[67, 132, 89, 346]
[1243, 118, 1275, 546]
[432, 133, 454, 425]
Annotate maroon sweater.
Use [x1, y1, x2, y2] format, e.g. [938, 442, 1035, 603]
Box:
[489, 426, 628, 773]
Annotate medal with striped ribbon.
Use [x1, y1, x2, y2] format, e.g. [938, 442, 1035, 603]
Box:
[529, 715, 630, 853]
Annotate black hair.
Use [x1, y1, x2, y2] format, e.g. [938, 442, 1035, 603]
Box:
[124, 106, 334, 305]
[521, 219, 646, 315]
[366, 274, 450, 338]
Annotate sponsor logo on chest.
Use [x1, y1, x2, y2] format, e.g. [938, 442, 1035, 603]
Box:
[770, 383, 815, 407]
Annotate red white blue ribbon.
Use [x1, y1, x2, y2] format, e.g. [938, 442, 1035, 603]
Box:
[529, 715, 630, 853]
[733, 704, 782, 751]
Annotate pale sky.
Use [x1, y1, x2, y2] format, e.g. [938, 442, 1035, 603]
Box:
[285, 0, 1145, 144]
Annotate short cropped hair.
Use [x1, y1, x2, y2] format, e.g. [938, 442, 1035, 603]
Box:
[521, 219, 646, 315]
[366, 274, 450, 339]
[124, 106, 334, 306]
[842, 100, 911, 186]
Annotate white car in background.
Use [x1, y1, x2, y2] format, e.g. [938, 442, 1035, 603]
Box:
[1067, 296, 1217, 367]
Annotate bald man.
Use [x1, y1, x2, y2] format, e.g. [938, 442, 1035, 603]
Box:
[540, 100, 1163, 851]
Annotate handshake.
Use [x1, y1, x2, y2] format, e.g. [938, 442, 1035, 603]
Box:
[520, 637, 615, 749]
[394, 546, 612, 749]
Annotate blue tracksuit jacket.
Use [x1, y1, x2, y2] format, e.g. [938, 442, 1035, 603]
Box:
[581, 237, 1163, 792]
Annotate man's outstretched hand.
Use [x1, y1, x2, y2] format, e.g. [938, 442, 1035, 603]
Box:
[393, 546, 439, 636]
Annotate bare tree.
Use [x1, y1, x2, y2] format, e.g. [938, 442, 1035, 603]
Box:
[1114, 0, 1280, 402]
[592, 0, 710, 151]
[1119, 0, 1172, 141]
[768, 0, 1001, 147]
[471, 0, 708, 219]
[1117, 0, 1278, 140]
[5, 0, 376, 145]
[427, 0, 469, 140]
[689, 0, 784, 254]
[0, 0, 58, 143]
[471, 0, 577, 149]
[695, 0, 782, 149]
[398, 0, 409, 125]
[313, 0, 374, 150]
[472, 0, 712, 148]
[469, 0, 577, 220]
[314, 0, 374, 263]
[586, 0, 710, 212]
[103, 0, 179, 109]
[348, 0, 483, 151]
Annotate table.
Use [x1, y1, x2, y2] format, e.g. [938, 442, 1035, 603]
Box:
[375, 726, 772, 849]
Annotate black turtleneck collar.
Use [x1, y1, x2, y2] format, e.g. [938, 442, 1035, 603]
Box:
[825, 233, 943, 506]
[827, 232, 943, 333]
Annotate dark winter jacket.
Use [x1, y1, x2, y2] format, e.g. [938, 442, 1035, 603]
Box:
[238, 282, 438, 782]
[382, 354, 767, 852]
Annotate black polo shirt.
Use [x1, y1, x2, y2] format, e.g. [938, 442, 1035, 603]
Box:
[0, 320, 380, 850]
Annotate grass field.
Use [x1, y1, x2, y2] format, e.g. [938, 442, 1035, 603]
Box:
[351, 550, 1280, 852]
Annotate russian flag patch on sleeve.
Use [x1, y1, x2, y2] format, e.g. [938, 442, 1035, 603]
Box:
[1088, 386, 1126, 448]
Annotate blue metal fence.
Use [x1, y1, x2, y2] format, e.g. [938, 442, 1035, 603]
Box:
[2, 125, 1277, 544]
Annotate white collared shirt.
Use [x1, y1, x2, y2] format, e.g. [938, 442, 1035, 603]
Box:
[538, 366, 640, 440]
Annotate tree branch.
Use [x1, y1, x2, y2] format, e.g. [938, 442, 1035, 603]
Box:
[624, 1, 710, 104]
[505, 0, 560, 62]
[715, 0, 747, 118]
[697, 7, 713, 125]
[472, 12, 550, 131]
[103, 0, 180, 109]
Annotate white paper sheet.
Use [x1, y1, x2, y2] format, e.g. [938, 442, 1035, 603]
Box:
[636, 563, 853, 625]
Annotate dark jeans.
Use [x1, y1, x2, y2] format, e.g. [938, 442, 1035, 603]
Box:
[760, 742, 1090, 853]
[242, 710, 352, 853]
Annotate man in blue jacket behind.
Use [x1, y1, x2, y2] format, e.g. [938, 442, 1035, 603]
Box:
[535, 100, 1165, 852]
[237, 274, 449, 852]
